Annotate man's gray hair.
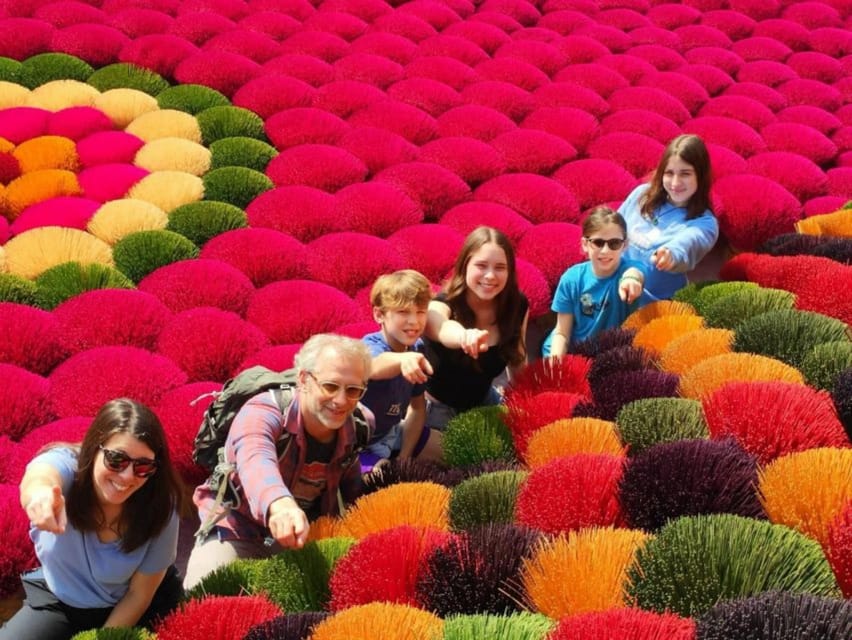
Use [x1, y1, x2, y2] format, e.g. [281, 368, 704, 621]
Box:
[293, 333, 372, 381]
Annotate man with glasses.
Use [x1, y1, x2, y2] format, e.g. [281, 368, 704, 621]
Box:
[183, 334, 374, 590]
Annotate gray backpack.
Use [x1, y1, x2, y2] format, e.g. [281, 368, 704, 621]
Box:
[192, 366, 299, 471]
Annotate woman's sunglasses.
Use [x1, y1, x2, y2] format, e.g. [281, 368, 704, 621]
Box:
[307, 371, 368, 400]
[585, 237, 626, 250]
[99, 445, 158, 478]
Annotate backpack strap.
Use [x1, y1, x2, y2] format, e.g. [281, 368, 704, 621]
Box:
[193, 386, 296, 546]
[270, 387, 295, 459]
[351, 406, 372, 449]
[192, 453, 239, 546]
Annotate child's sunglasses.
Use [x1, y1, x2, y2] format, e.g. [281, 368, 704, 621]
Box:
[585, 237, 626, 250]
[99, 445, 158, 478]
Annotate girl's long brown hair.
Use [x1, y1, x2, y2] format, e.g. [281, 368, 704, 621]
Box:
[66, 398, 184, 553]
[640, 134, 713, 221]
[443, 226, 526, 366]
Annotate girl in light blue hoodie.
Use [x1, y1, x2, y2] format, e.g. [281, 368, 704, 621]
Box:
[619, 134, 719, 301]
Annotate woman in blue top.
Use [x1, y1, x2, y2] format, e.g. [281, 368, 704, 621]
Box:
[1, 399, 184, 639]
[542, 206, 646, 356]
[619, 134, 719, 301]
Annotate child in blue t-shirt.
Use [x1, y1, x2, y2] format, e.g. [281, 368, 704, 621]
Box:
[542, 206, 647, 356]
[359, 269, 438, 471]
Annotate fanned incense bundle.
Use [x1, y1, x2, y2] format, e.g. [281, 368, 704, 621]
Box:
[309, 602, 443, 640]
[340, 482, 450, 539]
[515, 454, 623, 535]
[525, 418, 624, 469]
[703, 381, 849, 464]
[154, 595, 281, 640]
[328, 526, 449, 610]
[679, 352, 804, 400]
[658, 328, 733, 375]
[759, 447, 852, 547]
[522, 527, 649, 618]
[697, 590, 852, 640]
[626, 514, 840, 617]
[622, 299, 696, 332]
[3, 226, 112, 279]
[632, 314, 705, 358]
[549, 608, 695, 640]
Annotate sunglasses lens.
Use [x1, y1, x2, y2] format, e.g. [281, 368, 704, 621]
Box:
[344, 386, 366, 400]
[101, 447, 156, 477]
[315, 377, 365, 400]
[133, 462, 157, 477]
[319, 381, 341, 396]
[103, 449, 130, 472]
[589, 238, 624, 250]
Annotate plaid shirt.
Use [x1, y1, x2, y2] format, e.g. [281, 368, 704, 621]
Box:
[192, 391, 366, 540]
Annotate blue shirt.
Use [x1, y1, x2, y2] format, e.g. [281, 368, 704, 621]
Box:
[541, 259, 644, 356]
[360, 331, 425, 441]
[28, 448, 179, 609]
[619, 184, 719, 301]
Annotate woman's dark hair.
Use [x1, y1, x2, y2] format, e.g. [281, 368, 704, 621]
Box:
[443, 226, 526, 366]
[641, 134, 713, 221]
[66, 398, 184, 553]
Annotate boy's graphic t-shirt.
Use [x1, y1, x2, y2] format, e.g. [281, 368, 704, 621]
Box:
[360, 331, 426, 440]
[542, 259, 645, 355]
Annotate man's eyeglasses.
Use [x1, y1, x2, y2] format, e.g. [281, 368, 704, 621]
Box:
[307, 371, 368, 401]
[99, 445, 158, 478]
[586, 237, 626, 251]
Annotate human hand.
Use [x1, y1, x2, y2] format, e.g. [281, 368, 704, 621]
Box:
[650, 247, 675, 271]
[26, 485, 67, 534]
[618, 277, 643, 304]
[460, 328, 490, 358]
[399, 352, 433, 384]
[267, 497, 309, 549]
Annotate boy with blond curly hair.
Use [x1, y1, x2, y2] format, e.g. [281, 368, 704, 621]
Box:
[359, 270, 441, 469]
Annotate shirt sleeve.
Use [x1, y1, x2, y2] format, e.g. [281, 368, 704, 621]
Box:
[226, 393, 292, 526]
[138, 510, 179, 574]
[665, 210, 720, 273]
[617, 184, 648, 222]
[29, 447, 77, 495]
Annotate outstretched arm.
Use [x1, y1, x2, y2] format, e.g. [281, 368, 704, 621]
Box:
[104, 569, 165, 628]
[653, 215, 719, 273]
[228, 396, 308, 548]
[20, 462, 67, 535]
[425, 300, 489, 358]
[618, 267, 645, 303]
[371, 351, 433, 385]
[548, 312, 575, 358]
[398, 394, 427, 460]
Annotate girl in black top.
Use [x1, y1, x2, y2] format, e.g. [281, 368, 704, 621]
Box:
[422, 226, 528, 443]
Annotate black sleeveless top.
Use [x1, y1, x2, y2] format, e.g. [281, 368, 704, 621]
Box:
[424, 293, 528, 411]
